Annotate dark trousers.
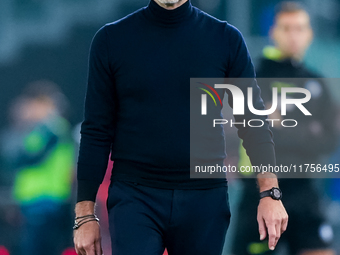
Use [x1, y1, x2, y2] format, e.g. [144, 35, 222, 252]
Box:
[107, 180, 231, 255]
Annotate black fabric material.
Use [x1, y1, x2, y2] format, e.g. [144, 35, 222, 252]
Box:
[107, 180, 231, 255]
[76, 0, 275, 202]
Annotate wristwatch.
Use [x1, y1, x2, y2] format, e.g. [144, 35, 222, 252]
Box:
[259, 187, 282, 200]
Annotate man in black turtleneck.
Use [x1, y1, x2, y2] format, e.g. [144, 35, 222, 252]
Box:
[73, 1, 288, 255]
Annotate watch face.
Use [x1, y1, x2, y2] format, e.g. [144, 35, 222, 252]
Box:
[272, 188, 281, 199]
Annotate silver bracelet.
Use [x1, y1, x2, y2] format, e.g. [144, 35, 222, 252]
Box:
[73, 215, 99, 230]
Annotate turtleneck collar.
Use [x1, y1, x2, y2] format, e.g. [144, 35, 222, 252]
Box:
[144, 0, 193, 27]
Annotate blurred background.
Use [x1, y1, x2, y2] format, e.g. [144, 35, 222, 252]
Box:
[0, 0, 339, 255]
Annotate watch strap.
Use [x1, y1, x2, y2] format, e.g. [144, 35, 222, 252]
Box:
[259, 187, 282, 200]
[259, 189, 272, 199]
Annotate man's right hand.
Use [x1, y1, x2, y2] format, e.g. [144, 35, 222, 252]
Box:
[73, 201, 103, 255]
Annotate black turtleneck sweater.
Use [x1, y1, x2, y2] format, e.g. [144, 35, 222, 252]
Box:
[77, 0, 276, 202]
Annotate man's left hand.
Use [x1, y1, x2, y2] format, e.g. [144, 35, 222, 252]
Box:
[257, 197, 288, 250]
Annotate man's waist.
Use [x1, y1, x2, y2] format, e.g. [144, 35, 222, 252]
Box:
[111, 159, 227, 189]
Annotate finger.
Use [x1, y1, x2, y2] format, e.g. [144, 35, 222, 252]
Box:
[76, 246, 86, 255]
[74, 241, 84, 255]
[95, 239, 102, 255]
[257, 215, 267, 240]
[275, 222, 281, 246]
[84, 244, 96, 255]
[266, 223, 276, 251]
[281, 214, 288, 234]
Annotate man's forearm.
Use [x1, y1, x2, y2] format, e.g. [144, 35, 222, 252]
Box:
[257, 172, 279, 192]
[75, 201, 96, 217]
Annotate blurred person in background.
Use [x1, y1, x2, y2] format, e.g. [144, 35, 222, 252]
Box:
[231, 2, 337, 255]
[1, 80, 75, 255]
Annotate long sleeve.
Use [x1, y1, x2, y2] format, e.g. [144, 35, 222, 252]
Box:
[77, 25, 116, 202]
[226, 25, 276, 167]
